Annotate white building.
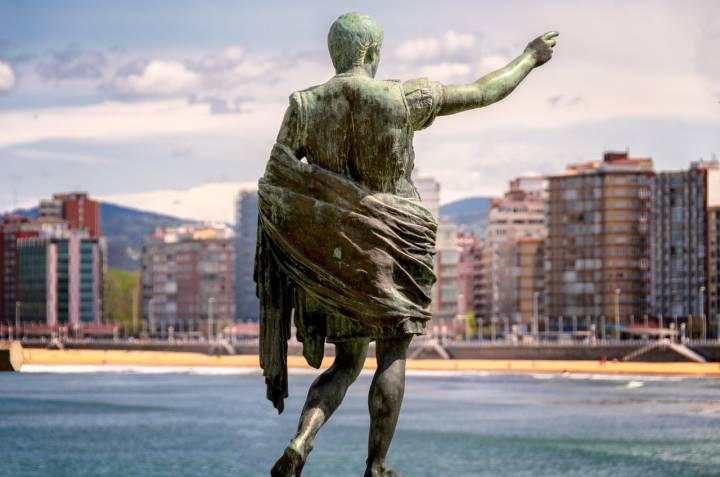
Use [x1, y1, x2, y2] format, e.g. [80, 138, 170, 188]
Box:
[482, 177, 547, 321]
[413, 170, 440, 219]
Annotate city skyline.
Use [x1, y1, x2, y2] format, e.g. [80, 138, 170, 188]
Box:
[3, 153, 719, 339]
[1, 0, 719, 222]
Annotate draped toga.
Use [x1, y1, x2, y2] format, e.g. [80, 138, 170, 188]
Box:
[255, 74, 443, 412]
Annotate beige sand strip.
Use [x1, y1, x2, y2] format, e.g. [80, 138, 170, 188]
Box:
[21, 348, 720, 377]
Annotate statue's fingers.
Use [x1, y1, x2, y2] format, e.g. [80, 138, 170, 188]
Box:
[547, 39, 557, 47]
[543, 31, 560, 40]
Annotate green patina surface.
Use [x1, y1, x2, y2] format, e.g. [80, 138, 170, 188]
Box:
[254, 12, 558, 476]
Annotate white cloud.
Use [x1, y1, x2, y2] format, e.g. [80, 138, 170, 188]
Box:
[419, 62, 471, 83]
[394, 30, 477, 62]
[35, 44, 107, 81]
[478, 54, 509, 73]
[107, 60, 200, 96]
[0, 99, 286, 148]
[195, 46, 247, 72]
[0, 61, 16, 92]
[394, 37, 441, 61]
[697, 3, 720, 99]
[11, 148, 111, 165]
[444, 31, 476, 53]
[100, 181, 258, 223]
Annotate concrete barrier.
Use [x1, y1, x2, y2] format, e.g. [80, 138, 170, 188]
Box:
[0, 341, 24, 371]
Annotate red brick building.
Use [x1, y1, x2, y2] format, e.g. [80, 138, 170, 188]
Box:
[40, 192, 101, 238]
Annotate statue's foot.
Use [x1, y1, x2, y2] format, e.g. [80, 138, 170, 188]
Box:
[364, 465, 402, 477]
[270, 443, 305, 477]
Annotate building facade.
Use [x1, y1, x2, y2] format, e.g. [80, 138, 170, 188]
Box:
[495, 237, 546, 328]
[431, 221, 461, 324]
[16, 233, 103, 327]
[546, 151, 653, 319]
[234, 189, 259, 322]
[0, 216, 69, 323]
[650, 161, 718, 318]
[40, 192, 101, 238]
[142, 224, 234, 335]
[705, 167, 720, 330]
[481, 177, 546, 322]
[414, 172, 440, 219]
[456, 233, 484, 319]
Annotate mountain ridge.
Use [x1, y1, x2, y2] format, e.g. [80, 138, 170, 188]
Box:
[4, 202, 199, 271]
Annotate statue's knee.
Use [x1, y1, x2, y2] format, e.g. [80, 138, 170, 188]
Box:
[346, 356, 366, 382]
[333, 355, 364, 383]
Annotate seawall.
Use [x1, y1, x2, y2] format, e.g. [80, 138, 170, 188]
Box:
[0, 341, 24, 371]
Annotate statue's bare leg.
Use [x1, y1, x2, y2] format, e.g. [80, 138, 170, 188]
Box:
[364, 335, 412, 477]
[271, 337, 369, 477]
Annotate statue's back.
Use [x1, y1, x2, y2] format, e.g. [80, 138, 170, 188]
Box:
[295, 75, 418, 197]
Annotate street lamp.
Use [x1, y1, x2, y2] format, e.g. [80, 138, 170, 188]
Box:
[614, 289, 621, 341]
[559, 316, 564, 341]
[14, 301, 20, 341]
[148, 297, 156, 340]
[699, 286, 706, 341]
[208, 297, 216, 343]
[532, 292, 540, 342]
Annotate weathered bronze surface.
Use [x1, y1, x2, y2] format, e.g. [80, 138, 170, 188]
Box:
[255, 12, 557, 476]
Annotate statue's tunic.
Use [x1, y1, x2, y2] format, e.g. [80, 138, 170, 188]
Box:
[255, 75, 443, 412]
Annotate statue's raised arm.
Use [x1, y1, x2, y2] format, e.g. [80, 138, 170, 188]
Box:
[437, 31, 559, 116]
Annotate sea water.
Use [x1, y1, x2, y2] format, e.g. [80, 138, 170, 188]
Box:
[1, 367, 719, 477]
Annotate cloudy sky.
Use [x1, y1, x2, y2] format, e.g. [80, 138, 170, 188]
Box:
[1, 0, 718, 222]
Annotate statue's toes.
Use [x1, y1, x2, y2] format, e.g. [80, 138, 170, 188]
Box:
[383, 468, 402, 477]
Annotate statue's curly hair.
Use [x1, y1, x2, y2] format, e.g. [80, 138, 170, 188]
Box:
[328, 13, 383, 73]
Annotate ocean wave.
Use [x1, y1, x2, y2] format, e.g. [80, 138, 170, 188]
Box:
[530, 372, 686, 383]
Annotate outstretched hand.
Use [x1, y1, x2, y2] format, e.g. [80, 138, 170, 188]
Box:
[525, 31, 559, 67]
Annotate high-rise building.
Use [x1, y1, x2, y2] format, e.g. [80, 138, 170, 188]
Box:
[413, 171, 440, 219]
[495, 236, 546, 327]
[41, 192, 101, 238]
[16, 233, 103, 327]
[234, 189, 259, 322]
[707, 167, 720, 329]
[546, 151, 653, 319]
[431, 221, 461, 325]
[456, 233, 484, 318]
[481, 177, 546, 321]
[0, 216, 68, 323]
[650, 160, 718, 318]
[142, 224, 234, 335]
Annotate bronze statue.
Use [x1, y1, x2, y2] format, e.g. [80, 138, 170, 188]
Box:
[255, 12, 557, 476]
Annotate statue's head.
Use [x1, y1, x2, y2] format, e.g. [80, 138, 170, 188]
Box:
[328, 13, 383, 77]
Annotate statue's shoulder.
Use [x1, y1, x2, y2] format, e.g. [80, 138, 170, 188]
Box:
[290, 77, 406, 124]
[295, 76, 403, 100]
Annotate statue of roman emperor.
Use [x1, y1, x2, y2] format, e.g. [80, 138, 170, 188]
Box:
[255, 12, 557, 477]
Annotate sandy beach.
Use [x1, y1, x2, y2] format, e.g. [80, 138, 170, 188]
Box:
[18, 348, 720, 376]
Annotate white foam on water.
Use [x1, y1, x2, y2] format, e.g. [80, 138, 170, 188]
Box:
[530, 372, 687, 383]
[621, 381, 645, 389]
[18, 365, 697, 383]
[406, 370, 491, 378]
[21, 364, 262, 376]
